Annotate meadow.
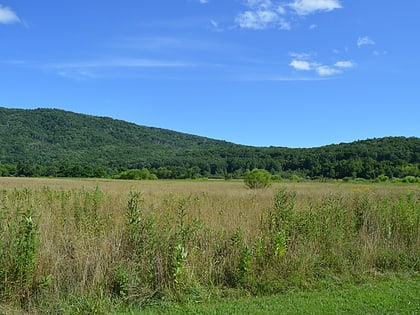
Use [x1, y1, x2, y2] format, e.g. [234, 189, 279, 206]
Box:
[0, 178, 419, 314]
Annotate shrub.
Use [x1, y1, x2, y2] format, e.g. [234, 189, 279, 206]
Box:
[402, 176, 417, 183]
[244, 169, 272, 189]
[114, 168, 153, 180]
[377, 174, 389, 182]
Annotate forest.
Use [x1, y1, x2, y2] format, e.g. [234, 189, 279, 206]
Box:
[1, 107, 419, 180]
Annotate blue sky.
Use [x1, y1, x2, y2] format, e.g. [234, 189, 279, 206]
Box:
[1, 1, 419, 148]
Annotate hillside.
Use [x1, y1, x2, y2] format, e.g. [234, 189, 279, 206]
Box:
[0, 107, 419, 179]
[0, 106, 239, 169]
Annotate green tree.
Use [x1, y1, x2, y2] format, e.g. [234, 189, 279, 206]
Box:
[244, 168, 272, 189]
[115, 169, 151, 180]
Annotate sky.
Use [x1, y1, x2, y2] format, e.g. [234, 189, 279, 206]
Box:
[1, 1, 419, 148]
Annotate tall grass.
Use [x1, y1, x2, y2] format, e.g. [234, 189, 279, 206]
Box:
[0, 178, 418, 313]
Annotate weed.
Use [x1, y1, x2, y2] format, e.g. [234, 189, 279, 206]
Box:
[0, 195, 39, 307]
[273, 230, 287, 257]
[172, 244, 188, 286]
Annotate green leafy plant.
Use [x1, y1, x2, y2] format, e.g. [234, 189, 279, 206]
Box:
[273, 230, 287, 257]
[244, 169, 272, 189]
[112, 263, 130, 298]
[172, 244, 188, 286]
[0, 194, 39, 306]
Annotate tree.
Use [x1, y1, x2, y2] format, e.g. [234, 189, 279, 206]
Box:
[244, 168, 272, 189]
[114, 168, 152, 180]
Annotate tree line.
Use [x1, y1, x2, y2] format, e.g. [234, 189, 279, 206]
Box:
[1, 152, 419, 181]
[0, 107, 419, 180]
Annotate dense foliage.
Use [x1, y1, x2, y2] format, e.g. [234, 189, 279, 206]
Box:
[244, 168, 272, 189]
[1, 107, 419, 179]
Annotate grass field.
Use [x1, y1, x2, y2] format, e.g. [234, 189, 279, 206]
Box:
[122, 275, 420, 315]
[0, 177, 419, 314]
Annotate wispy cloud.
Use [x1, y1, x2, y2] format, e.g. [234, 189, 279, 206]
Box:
[48, 58, 196, 70]
[209, 19, 225, 32]
[0, 4, 20, 24]
[290, 60, 313, 70]
[373, 50, 387, 56]
[118, 35, 240, 56]
[235, 0, 341, 30]
[289, 53, 353, 77]
[334, 60, 355, 68]
[119, 36, 184, 51]
[42, 58, 199, 80]
[57, 69, 98, 80]
[316, 65, 341, 76]
[7, 55, 337, 82]
[357, 36, 375, 47]
[289, 0, 342, 16]
[0, 59, 27, 65]
[235, 0, 289, 30]
[237, 74, 329, 81]
[210, 19, 218, 27]
[290, 52, 314, 60]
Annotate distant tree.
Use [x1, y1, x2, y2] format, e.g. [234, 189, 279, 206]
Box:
[153, 167, 172, 179]
[115, 169, 150, 180]
[0, 164, 10, 176]
[244, 168, 272, 189]
[377, 174, 389, 182]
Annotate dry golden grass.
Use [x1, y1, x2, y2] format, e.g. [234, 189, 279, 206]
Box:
[0, 177, 419, 312]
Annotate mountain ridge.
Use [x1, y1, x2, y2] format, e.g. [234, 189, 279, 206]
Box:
[1, 106, 419, 179]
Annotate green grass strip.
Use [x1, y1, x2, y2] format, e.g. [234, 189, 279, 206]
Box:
[123, 276, 420, 315]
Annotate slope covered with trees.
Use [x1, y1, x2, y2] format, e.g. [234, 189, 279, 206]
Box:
[0, 107, 419, 179]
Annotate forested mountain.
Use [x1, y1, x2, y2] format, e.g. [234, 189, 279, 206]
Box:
[0, 107, 419, 179]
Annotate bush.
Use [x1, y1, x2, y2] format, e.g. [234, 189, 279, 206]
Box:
[402, 176, 417, 183]
[114, 169, 154, 180]
[244, 169, 272, 189]
[377, 174, 389, 182]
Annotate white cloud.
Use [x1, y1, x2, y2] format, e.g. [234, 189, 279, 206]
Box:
[0, 4, 20, 24]
[357, 36, 375, 47]
[246, 0, 273, 9]
[290, 59, 313, 70]
[290, 59, 342, 77]
[290, 52, 313, 60]
[289, 0, 342, 16]
[45, 58, 199, 80]
[290, 53, 353, 77]
[278, 19, 291, 30]
[57, 69, 97, 80]
[236, 0, 342, 30]
[48, 58, 196, 72]
[236, 10, 278, 29]
[277, 6, 286, 14]
[373, 50, 388, 56]
[209, 19, 225, 32]
[234, 9, 290, 30]
[235, 0, 288, 30]
[334, 60, 355, 68]
[316, 65, 341, 76]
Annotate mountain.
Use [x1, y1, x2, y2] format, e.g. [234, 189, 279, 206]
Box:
[0, 106, 239, 168]
[0, 107, 419, 179]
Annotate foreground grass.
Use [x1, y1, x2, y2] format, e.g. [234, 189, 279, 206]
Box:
[0, 178, 418, 314]
[119, 275, 419, 315]
[1, 275, 418, 314]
